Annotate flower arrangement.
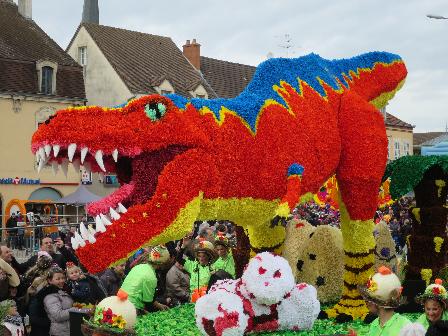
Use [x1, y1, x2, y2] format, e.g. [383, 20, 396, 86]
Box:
[434, 237, 444, 253]
[32, 52, 407, 321]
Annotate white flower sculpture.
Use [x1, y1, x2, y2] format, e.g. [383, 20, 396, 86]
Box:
[195, 252, 320, 335]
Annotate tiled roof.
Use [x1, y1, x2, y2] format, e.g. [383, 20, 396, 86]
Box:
[420, 133, 448, 146]
[414, 132, 446, 146]
[0, 1, 85, 99]
[79, 23, 216, 98]
[200, 56, 256, 98]
[385, 113, 413, 129]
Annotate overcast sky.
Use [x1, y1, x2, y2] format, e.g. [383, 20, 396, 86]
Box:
[29, 0, 448, 132]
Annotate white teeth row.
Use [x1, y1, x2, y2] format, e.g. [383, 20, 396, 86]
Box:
[71, 203, 127, 250]
[36, 144, 120, 173]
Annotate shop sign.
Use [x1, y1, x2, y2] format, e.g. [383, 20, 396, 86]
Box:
[0, 177, 40, 185]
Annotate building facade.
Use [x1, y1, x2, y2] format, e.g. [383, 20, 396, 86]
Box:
[0, 0, 86, 225]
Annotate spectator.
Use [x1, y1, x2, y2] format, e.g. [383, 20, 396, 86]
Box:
[43, 267, 73, 336]
[23, 253, 53, 294]
[176, 238, 217, 303]
[0, 299, 25, 336]
[99, 263, 125, 296]
[120, 245, 170, 315]
[0, 259, 20, 302]
[15, 236, 78, 274]
[165, 261, 190, 306]
[212, 233, 235, 278]
[65, 262, 106, 304]
[5, 214, 17, 250]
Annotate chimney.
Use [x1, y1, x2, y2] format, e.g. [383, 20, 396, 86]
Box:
[183, 38, 201, 70]
[18, 0, 32, 19]
[82, 0, 99, 24]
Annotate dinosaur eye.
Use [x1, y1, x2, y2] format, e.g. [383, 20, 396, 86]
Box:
[144, 102, 167, 121]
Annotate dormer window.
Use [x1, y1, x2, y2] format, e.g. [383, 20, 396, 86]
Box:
[154, 79, 175, 95]
[191, 84, 208, 99]
[36, 60, 58, 95]
[41, 66, 53, 94]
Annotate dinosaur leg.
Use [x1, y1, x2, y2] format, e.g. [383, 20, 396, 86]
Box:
[77, 149, 220, 273]
[271, 163, 304, 227]
[326, 92, 388, 319]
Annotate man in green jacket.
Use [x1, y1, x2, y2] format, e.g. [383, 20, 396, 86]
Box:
[212, 233, 235, 278]
[121, 245, 170, 314]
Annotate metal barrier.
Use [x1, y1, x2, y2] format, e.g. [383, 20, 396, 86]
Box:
[0, 222, 90, 257]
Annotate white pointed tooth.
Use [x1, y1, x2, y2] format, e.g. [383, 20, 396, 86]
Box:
[95, 215, 106, 233]
[37, 158, 45, 173]
[68, 143, 77, 162]
[109, 207, 121, 220]
[38, 147, 46, 160]
[117, 203, 127, 213]
[44, 144, 51, 157]
[51, 161, 59, 175]
[53, 144, 60, 157]
[88, 224, 96, 236]
[87, 231, 96, 244]
[79, 222, 89, 240]
[80, 147, 88, 164]
[61, 159, 69, 178]
[74, 231, 86, 247]
[100, 213, 112, 226]
[112, 149, 118, 162]
[71, 237, 79, 250]
[72, 159, 81, 172]
[95, 150, 106, 172]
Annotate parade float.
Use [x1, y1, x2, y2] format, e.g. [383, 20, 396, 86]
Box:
[32, 50, 408, 334]
[383, 155, 448, 311]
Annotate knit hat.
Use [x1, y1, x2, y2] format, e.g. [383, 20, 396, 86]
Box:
[213, 232, 230, 248]
[0, 300, 15, 321]
[148, 245, 170, 265]
[359, 266, 403, 308]
[415, 279, 448, 308]
[194, 239, 217, 263]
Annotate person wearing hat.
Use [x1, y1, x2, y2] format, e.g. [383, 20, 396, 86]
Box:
[120, 245, 170, 314]
[177, 237, 217, 302]
[360, 266, 411, 336]
[415, 279, 448, 330]
[0, 299, 25, 336]
[212, 233, 235, 279]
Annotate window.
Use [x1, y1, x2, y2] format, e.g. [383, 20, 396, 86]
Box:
[403, 141, 410, 156]
[394, 140, 401, 160]
[78, 46, 87, 66]
[36, 60, 58, 95]
[196, 94, 206, 99]
[161, 90, 173, 95]
[41, 66, 53, 94]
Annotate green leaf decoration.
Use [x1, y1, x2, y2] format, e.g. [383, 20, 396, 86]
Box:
[383, 155, 448, 199]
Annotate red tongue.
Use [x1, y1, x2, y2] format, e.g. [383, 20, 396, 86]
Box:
[86, 183, 134, 216]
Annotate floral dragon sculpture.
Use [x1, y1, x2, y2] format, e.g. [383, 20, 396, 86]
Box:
[32, 52, 407, 318]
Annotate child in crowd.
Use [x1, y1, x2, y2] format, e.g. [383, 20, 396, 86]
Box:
[43, 267, 73, 336]
[66, 262, 106, 305]
[0, 299, 25, 336]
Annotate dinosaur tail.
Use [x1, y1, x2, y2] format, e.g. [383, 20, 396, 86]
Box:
[332, 51, 407, 110]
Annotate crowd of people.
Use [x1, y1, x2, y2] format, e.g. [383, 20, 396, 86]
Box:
[0, 220, 237, 335]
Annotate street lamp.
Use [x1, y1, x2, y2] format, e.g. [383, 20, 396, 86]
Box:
[427, 14, 448, 20]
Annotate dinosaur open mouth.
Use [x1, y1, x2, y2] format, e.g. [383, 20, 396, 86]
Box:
[33, 143, 190, 239]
